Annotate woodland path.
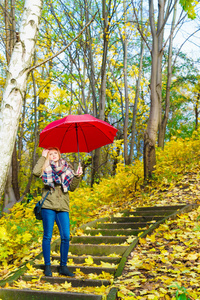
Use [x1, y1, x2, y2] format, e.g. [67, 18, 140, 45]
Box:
[0, 203, 196, 300]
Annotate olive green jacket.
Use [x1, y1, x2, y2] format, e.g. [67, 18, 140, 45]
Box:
[33, 156, 80, 212]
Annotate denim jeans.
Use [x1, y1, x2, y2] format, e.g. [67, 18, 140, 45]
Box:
[41, 208, 70, 266]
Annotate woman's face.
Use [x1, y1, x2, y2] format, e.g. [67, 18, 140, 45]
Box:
[48, 149, 59, 162]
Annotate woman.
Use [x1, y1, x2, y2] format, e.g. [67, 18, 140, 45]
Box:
[33, 147, 82, 277]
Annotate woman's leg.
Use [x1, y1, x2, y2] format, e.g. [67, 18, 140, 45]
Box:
[55, 211, 70, 266]
[55, 211, 74, 276]
[42, 208, 56, 265]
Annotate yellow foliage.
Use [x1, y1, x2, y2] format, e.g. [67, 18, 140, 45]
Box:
[1, 133, 200, 298]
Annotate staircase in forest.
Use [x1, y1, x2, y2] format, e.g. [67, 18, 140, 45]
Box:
[0, 204, 193, 300]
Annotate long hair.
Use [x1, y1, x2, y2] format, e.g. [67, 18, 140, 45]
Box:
[41, 147, 61, 175]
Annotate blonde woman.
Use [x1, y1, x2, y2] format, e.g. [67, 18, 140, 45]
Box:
[33, 148, 82, 277]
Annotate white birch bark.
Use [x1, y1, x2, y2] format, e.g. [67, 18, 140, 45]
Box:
[0, 0, 43, 199]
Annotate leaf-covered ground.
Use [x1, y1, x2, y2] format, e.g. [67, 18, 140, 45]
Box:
[0, 134, 200, 299]
[113, 170, 200, 300]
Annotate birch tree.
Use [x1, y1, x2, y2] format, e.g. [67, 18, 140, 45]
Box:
[0, 0, 43, 200]
[3, 0, 19, 207]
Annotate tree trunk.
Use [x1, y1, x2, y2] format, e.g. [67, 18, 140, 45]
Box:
[4, 0, 19, 203]
[143, 0, 159, 179]
[11, 142, 20, 200]
[158, 3, 177, 148]
[157, 0, 165, 135]
[99, 0, 108, 121]
[91, 148, 101, 186]
[91, 0, 109, 186]
[195, 94, 199, 130]
[84, 0, 98, 117]
[129, 38, 145, 164]
[20, 67, 39, 202]
[0, 0, 43, 200]
[123, 0, 129, 165]
[3, 166, 16, 212]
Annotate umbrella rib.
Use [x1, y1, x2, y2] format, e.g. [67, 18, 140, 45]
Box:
[78, 123, 90, 153]
[79, 122, 115, 152]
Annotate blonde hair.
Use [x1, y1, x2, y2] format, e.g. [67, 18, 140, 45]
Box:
[41, 147, 61, 175]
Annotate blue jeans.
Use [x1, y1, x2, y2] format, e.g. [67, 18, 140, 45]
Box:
[41, 209, 70, 266]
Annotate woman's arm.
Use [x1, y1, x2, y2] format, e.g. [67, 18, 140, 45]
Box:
[33, 156, 46, 177]
[69, 164, 83, 192]
[69, 175, 81, 192]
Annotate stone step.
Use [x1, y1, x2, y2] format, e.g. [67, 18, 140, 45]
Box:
[110, 216, 163, 222]
[62, 244, 129, 256]
[22, 275, 111, 287]
[71, 235, 127, 244]
[135, 205, 186, 211]
[95, 222, 148, 229]
[0, 288, 103, 299]
[52, 255, 121, 265]
[1, 205, 186, 300]
[83, 228, 143, 236]
[34, 264, 116, 274]
[125, 210, 176, 216]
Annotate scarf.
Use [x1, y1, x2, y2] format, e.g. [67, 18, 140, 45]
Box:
[42, 159, 74, 192]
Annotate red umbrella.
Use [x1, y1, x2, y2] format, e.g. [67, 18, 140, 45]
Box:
[39, 114, 118, 159]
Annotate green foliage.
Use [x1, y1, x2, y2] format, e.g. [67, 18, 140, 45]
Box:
[170, 283, 191, 300]
[179, 0, 197, 19]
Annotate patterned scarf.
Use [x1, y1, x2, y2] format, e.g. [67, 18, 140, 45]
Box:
[42, 159, 74, 192]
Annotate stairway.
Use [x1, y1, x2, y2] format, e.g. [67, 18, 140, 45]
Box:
[0, 204, 189, 300]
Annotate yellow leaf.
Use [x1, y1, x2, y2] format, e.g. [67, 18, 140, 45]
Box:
[147, 234, 156, 243]
[0, 227, 9, 241]
[60, 281, 72, 289]
[84, 256, 94, 265]
[186, 253, 198, 260]
[4, 282, 9, 288]
[22, 233, 32, 242]
[26, 263, 32, 270]
[139, 238, 146, 245]
[76, 229, 84, 236]
[126, 236, 136, 244]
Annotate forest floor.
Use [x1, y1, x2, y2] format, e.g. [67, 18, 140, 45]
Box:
[112, 168, 200, 299]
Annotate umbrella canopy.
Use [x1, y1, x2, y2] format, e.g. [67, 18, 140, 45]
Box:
[39, 114, 118, 154]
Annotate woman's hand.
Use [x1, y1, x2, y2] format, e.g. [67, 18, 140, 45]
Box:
[42, 149, 49, 157]
[76, 163, 83, 177]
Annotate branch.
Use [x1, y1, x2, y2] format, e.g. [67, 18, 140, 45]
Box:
[173, 28, 200, 68]
[157, 0, 179, 37]
[131, 0, 151, 52]
[162, 12, 186, 52]
[29, 11, 98, 72]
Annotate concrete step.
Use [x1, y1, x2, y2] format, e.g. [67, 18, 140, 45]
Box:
[34, 264, 116, 274]
[65, 244, 129, 256]
[110, 216, 163, 222]
[0, 288, 103, 299]
[83, 228, 143, 236]
[22, 275, 111, 287]
[135, 205, 186, 211]
[95, 222, 148, 229]
[71, 235, 128, 244]
[127, 210, 177, 216]
[52, 255, 121, 265]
